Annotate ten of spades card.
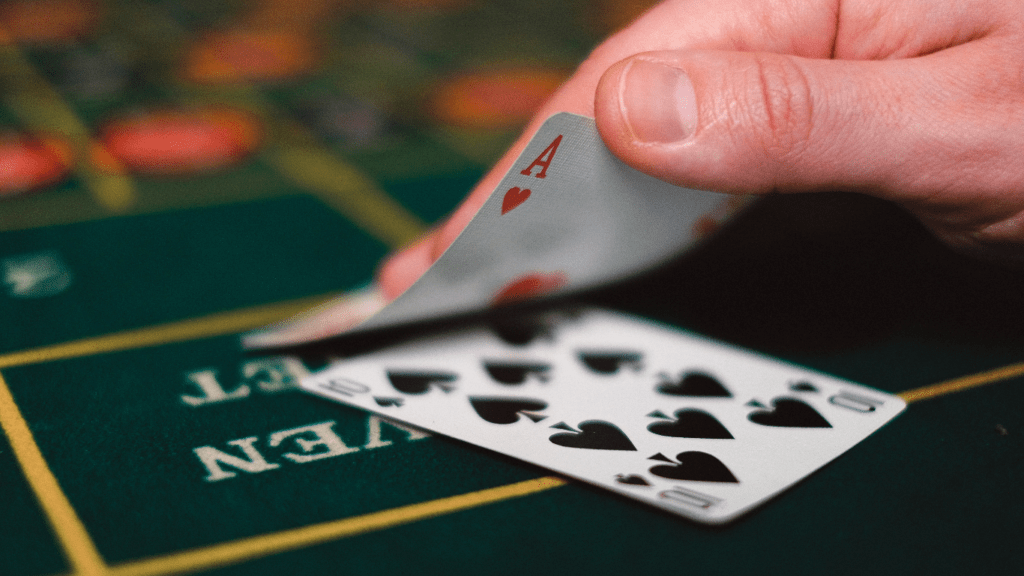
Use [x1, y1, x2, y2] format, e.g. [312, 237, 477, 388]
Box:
[302, 309, 906, 524]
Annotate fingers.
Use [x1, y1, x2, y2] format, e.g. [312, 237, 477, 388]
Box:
[377, 230, 439, 301]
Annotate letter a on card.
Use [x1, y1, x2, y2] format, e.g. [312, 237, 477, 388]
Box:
[520, 135, 562, 178]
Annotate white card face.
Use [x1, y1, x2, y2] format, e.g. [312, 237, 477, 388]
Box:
[302, 309, 905, 524]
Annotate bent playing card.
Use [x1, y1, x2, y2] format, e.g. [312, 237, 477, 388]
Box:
[245, 114, 746, 348]
[302, 309, 905, 524]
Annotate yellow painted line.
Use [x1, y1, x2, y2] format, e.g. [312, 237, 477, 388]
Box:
[0, 294, 337, 369]
[898, 362, 1024, 404]
[267, 146, 428, 249]
[0, 372, 108, 575]
[108, 476, 567, 576]
[162, 54, 427, 249]
[174, 83, 428, 249]
[0, 38, 135, 212]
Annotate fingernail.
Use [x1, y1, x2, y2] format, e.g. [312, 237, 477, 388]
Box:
[619, 59, 697, 143]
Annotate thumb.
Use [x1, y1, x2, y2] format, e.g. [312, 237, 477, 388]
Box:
[594, 49, 1007, 209]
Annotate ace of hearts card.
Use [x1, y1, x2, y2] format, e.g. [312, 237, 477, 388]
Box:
[244, 113, 745, 347]
[302, 309, 905, 524]
[363, 113, 739, 329]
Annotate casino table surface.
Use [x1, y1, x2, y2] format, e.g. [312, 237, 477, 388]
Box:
[1, 1, 1021, 575]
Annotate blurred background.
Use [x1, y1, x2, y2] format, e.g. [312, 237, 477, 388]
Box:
[0, 0, 660, 234]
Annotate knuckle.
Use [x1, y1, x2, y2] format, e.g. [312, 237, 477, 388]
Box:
[741, 55, 817, 162]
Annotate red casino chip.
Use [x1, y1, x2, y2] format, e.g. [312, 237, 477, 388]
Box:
[96, 107, 262, 176]
[183, 29, 319, 84]
[0, 134, 72, 199]
[0, 0, 100, 45]
[428, 68, 567, 130]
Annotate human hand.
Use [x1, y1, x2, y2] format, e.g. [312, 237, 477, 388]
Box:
[379, 0, 1024, 301]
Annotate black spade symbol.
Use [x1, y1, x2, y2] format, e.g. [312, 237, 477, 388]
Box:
[578, 351, 643, 374]
[469, 397, 547, 424]
[373, 397, 404, 407]
[656, 371, 731, 397]
[790, 381, 819, 393]
[749, 398, 832, 428]
[483, 361, 551, 385]
[647, 409, 733, 439]
[649, 451, 739, 483]
[549, 420, 637, 451]
[491, 317, 550, 346]
[386, 370, 457, 395]
[615, 474, 651, 486]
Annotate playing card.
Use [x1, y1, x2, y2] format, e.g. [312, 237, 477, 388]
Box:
[301, 308, 906, 524]
[245, 114, 743, 347]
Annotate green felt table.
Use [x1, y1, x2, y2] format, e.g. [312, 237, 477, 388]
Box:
[1, 2, 1022, 575]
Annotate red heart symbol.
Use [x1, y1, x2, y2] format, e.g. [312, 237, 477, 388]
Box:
[501, 186, 531, 214]
[492, 272, 567, 305]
